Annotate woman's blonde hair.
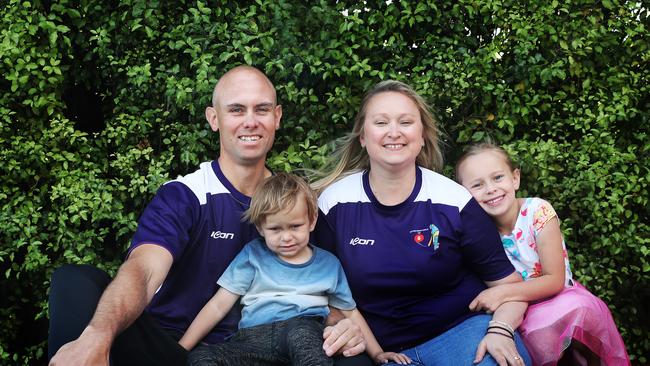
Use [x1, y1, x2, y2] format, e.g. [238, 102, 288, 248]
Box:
[243, 172, 318, 228]
[311, 80, 444, 192]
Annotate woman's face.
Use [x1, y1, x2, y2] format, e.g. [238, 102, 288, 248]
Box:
[360, 91, 424, 173]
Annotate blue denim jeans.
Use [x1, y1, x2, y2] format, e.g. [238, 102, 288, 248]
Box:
[383, 314, 531, 366]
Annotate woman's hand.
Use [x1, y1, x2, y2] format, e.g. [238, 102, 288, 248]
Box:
[322, 318, 366, 357]
[374, 351, 412, 365]
[473, 332, 524, 366]
[469, 285, 509, 313]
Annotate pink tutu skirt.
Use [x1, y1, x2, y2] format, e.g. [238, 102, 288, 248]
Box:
[519, 282, 630, 366]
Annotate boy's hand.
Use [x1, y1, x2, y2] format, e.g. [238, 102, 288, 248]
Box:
[469, 286, 507, 313]
[374, 351, 412, 365]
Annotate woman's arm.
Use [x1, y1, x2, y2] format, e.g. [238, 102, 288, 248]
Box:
[322, 308, 367, 357]
[470, 217, 566, 312]
[178, 288, 240, 351]
[340, 309, 411, 365]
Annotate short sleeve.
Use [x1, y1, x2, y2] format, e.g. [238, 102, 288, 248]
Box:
[531, 199, 558, 236]
[129, 182, 199, 260]
[312, 208, 337, 254]
[217, 245, 255, 295]
[459, 198, 515, 281]
[327, 259, 356, 311]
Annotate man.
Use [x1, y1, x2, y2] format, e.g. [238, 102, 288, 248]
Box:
[48, 65, 369, 366]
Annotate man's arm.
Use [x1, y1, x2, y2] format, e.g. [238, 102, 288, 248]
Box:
[49, 244, 173, 366]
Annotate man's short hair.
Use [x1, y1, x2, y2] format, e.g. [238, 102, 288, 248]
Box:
[244, 172, 318, 228]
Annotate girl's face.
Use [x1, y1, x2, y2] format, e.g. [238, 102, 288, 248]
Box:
[360, 91, 424, 173]
[457, 150, 520, 220]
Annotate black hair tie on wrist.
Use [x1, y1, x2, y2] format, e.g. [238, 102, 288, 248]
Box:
[486, 330, 515, 340]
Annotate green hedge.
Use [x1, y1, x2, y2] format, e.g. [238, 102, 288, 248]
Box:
[1, 0, 647, 363]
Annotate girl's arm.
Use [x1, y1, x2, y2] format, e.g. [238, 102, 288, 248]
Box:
[470, 216, 566, 312]
[340, 309, 412, 365]
[178, 288, 240, 351]
[474, 271, 528, 365]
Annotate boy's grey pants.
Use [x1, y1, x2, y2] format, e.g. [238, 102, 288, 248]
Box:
[188, 316, 332, 366]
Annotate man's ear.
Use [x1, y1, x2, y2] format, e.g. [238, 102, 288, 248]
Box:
[513, 168, 521, 190]
[206, 106, 219, 132]
[274, 104, 282, 130]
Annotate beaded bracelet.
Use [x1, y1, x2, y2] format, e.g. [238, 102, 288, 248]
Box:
[486, 330, 515, 340]
[489, 320, 514, 334]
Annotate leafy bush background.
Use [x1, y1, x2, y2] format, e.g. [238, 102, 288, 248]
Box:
[1, 0, 647, 364]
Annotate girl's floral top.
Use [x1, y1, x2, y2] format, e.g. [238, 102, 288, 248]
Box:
[501, 197, 574, 287]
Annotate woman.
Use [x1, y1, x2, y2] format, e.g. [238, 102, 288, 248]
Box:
[312, 80, 531, 365]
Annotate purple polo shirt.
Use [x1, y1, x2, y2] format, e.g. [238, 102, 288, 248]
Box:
[129, 160, 259, 343]
[314, 166, 514, 351]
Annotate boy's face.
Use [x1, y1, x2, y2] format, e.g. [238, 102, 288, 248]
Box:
[258, 194, 316, 264]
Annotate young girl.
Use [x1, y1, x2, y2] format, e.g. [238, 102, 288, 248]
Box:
[455, 143, 630, 366]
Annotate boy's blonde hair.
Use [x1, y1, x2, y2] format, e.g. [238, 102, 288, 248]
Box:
[244, 172, 318, 228]
[455, 142, 519, 183]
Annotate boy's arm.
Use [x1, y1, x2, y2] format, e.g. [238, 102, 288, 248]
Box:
[178, 288, 240, 350]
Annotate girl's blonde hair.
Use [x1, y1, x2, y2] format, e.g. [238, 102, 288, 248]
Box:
[244, 172, 318, 228]
[311, 80, 444, 192]
[454, 142, 519, 183]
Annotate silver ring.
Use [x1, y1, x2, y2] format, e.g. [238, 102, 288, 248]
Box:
[513, 356, 521, 361]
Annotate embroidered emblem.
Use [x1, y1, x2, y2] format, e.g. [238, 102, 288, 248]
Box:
[410, 225, 440, 250]
[428, 224, 440, 250]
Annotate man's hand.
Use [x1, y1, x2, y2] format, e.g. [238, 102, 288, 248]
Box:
[322, 318, 366, 357]
[49, 326, 111, 366]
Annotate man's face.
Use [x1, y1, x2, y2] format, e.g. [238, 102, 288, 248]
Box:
[206, 70, 282, 167]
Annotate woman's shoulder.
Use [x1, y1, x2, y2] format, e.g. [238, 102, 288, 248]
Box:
[417, 167, 474, 209]
[318, 171, 367, 213]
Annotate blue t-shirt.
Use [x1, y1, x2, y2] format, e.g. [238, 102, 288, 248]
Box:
[218, 238, 356, 329]
[314, 166, 514, 351]
[129, 160, 260, 343]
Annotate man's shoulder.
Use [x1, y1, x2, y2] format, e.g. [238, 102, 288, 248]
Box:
[164, 161, 229, 205]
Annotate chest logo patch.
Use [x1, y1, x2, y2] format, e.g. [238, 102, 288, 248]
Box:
[410, 224, 440, 250]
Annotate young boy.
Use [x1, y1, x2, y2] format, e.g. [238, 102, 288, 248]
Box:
[179, 173, 411, 366]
